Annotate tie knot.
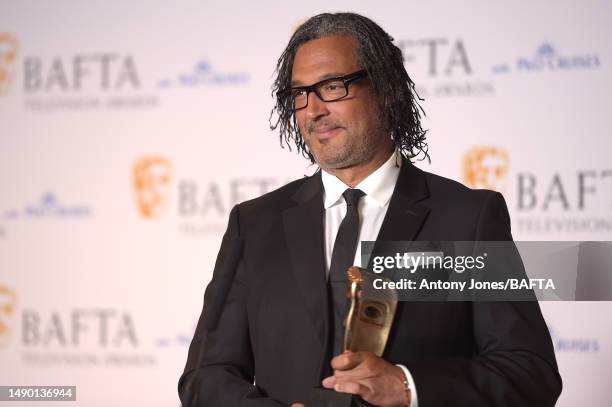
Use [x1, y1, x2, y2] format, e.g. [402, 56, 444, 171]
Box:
[342, 188, 365, 207]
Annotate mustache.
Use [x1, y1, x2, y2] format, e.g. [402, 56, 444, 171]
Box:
[305, 120, 343, 134]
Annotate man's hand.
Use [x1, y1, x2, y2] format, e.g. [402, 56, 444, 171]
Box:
[321, 351, 411, 407]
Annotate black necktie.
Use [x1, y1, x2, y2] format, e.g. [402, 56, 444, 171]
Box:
[329, 188, 365, 356]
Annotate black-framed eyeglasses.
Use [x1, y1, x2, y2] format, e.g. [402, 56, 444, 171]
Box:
[279, 69, 368, 111]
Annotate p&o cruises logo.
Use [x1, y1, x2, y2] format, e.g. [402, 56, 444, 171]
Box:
[3, 192, 92, 220]
[493, 43, 601, 74]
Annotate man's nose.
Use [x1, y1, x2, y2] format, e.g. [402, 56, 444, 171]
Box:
[304, 90, 329, 120]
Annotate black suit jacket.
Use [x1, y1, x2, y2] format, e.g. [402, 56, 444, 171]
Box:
[179, 163, 562, 406]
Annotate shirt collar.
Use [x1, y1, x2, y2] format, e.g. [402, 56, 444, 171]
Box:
[321, 150, 401, 209]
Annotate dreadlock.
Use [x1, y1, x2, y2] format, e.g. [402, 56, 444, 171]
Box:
[269, 12, 429, 163]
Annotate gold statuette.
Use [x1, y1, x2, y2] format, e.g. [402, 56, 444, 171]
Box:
[343, 266, 398, 357]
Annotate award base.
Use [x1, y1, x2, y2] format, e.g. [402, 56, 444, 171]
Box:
[308, 387, 353, 407]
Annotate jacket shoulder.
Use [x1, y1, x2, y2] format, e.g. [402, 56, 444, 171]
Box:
[420, 168, 501, 204]
[236, 175, 313, 216]
[417, 167, 511, 239]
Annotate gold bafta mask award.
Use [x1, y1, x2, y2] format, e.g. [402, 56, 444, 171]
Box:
[343, 267, 398, 356]
[309, 267, 398, 407]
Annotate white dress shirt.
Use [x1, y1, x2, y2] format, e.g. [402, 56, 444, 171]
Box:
[321, 151, 419, 407]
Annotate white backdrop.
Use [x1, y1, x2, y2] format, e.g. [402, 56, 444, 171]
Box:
[1, 1, 611, 406]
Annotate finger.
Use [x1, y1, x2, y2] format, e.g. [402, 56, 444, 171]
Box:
[322, 375, 336, 389]
[334, 380, 367, 397]
[331, 351, 364, 370]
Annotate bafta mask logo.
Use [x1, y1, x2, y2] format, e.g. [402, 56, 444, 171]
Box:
[463, 146, 510, 192]
[0, 285, 17, 348]
[133, 156, 173, 219]
[0, 33, 18, 95]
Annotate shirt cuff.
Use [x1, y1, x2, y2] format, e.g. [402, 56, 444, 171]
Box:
[395, 364, 418, 407]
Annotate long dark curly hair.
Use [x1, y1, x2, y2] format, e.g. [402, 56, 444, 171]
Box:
[269, 12, 429, 163]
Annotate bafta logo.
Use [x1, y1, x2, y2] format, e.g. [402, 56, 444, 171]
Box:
[0, 33, 18, 95]
[463, 146, 510, 192]
[133, 156, 173, 219]
[0, 285, 17, 348]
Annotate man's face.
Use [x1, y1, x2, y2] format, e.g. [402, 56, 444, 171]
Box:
[291, 35, 389, 170]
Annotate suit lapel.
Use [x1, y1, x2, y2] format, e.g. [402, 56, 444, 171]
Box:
[372, 162, 431, 358]
[282, 172, 328, 348]
[373, 161, 431, 255]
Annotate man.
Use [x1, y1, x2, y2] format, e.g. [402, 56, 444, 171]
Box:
[179, 12, 562, 407]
